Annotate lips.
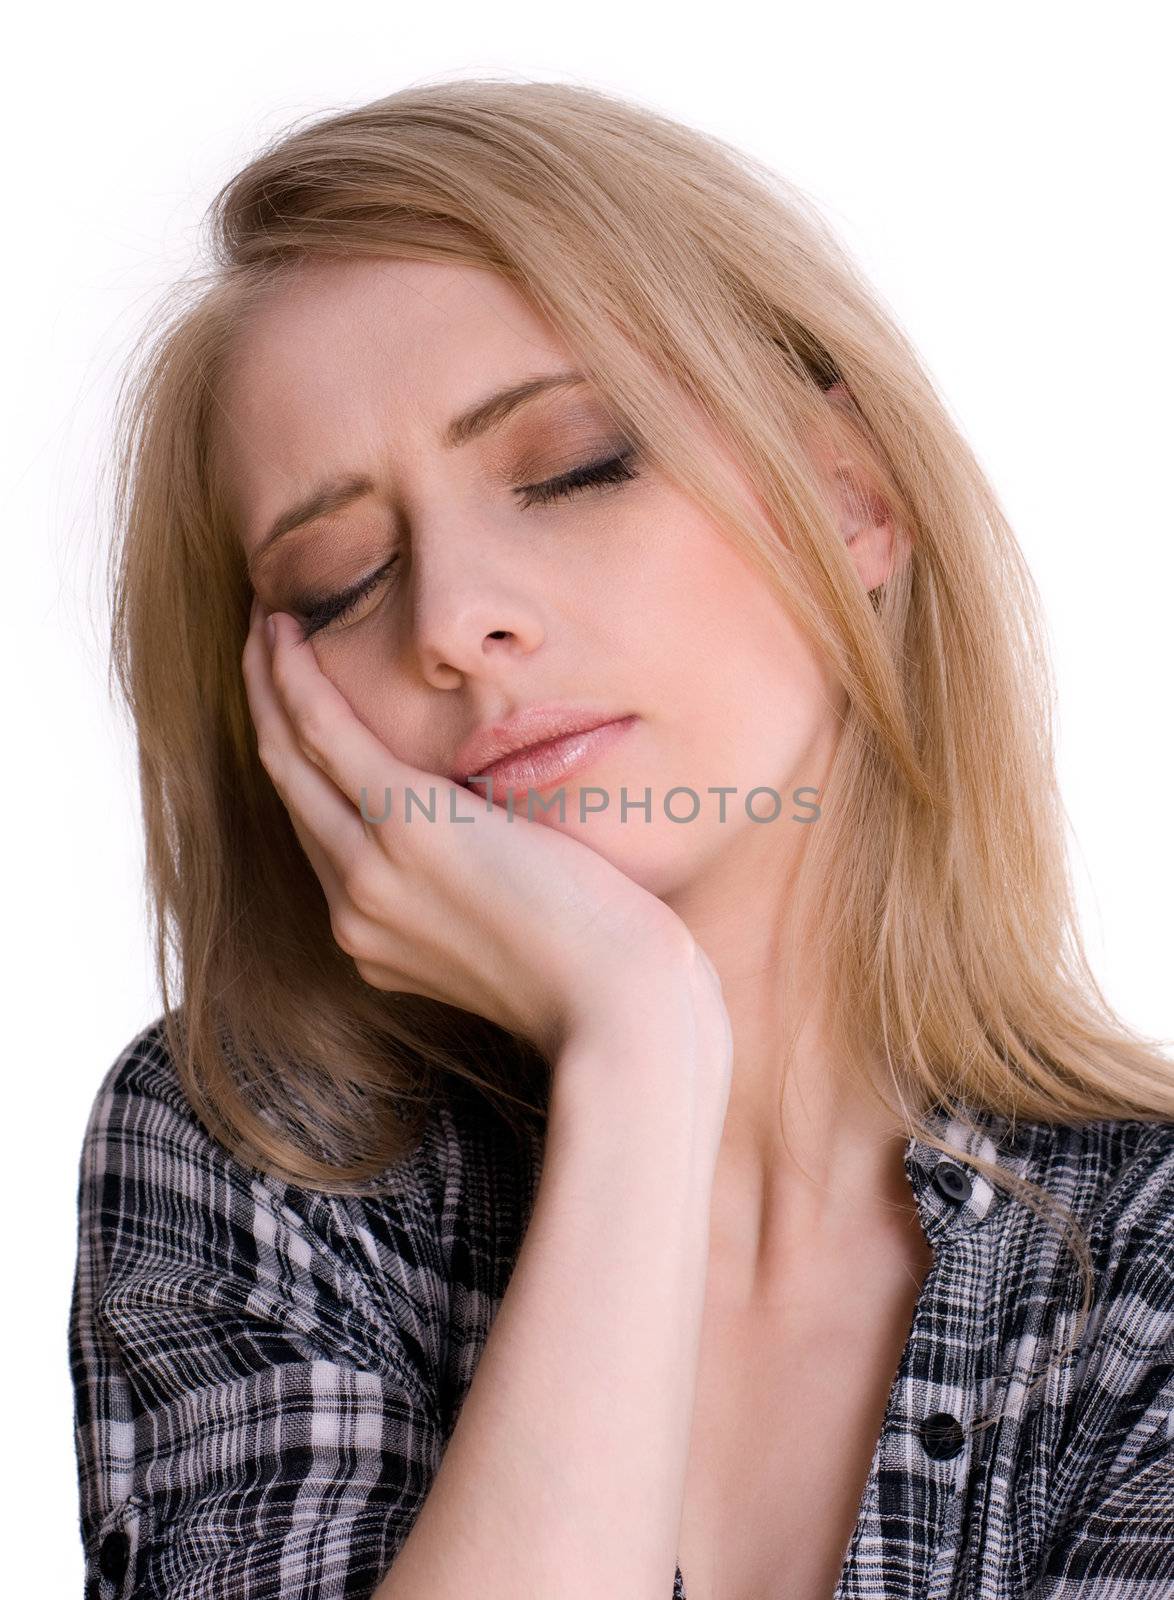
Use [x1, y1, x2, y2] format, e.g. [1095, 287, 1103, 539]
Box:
[450, 704, 633, 785]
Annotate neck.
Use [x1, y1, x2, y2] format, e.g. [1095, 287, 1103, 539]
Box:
[665, 820, 922, 1307]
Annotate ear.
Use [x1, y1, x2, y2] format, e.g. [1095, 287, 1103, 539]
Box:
[818, 383, 909, 595]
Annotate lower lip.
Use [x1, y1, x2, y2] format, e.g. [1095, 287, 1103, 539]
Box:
[466, 717, 638, 794]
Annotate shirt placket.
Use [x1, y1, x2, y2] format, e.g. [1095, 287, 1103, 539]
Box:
[834, 1107, 1009, 1600]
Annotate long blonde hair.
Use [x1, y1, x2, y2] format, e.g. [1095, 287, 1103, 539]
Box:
[105, 77, 1171, 1417]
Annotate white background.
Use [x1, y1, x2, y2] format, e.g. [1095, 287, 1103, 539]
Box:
[6, 1, 1171, 1584]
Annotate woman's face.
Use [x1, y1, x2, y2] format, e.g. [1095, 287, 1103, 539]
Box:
[217, 257, 886, 901]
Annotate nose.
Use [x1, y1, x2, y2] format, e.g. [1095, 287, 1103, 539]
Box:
[406, 528, 546, 686]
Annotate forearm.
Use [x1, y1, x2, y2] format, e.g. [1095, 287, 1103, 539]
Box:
[374, 992, 728, 1599]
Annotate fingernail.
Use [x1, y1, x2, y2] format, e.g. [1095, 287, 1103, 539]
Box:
[266, 615, 277, 648]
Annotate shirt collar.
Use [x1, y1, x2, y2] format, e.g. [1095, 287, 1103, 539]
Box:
[904, 1100, 1033, 1248]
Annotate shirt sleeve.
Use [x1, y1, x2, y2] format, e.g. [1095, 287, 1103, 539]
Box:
[69, 1025, 451, 1600]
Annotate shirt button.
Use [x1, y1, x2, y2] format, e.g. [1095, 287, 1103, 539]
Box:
[931, 1160, 973, 1204]
[920, 1411, 966, 1459]
[98, 1528, 130, 1582]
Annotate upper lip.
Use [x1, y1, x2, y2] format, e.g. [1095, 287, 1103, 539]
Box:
[450, 704, 631, 783]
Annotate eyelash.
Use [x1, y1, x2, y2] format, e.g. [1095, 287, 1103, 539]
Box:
[513, 444, 641, 509]
[293, 445, 643, 638]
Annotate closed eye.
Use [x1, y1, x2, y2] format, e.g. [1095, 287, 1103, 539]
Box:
[514, 445, 642, 508]
[294, 558, 398, 638]
[290, 445, 643, 638]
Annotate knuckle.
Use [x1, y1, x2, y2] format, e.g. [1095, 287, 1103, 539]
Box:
[340, 859, 386, 922]
[255, 736, 281, 776]
[353, 962, 409, 996]
[329, 901, 367, 958]
[296, 704, 332, 767]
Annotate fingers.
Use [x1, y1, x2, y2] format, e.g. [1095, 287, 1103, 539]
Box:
[264, 609, 442, 821]
[242, 597, 367, 891]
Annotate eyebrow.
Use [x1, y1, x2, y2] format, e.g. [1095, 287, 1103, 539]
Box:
[246, 369, 587, 574]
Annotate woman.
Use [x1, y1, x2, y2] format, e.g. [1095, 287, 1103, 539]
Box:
[70, 77, 1174, 1599]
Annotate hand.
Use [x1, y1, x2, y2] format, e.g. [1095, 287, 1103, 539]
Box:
[241, 597, 711, 1062]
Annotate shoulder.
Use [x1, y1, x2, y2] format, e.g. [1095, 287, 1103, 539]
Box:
[76, 1013, 543, 1313]
[1006, 1114, 1174, 1472]
[1007, 1116, 1174, 1561]
[994, 1112, 1174, 1348]
[76, 1013, 439, 1228]
[1017, 1113, 1174, 1268]
[74, 1015, 543, 1441]
[80, 1012, 199, 1140]
[71, 1019, 538, 1594]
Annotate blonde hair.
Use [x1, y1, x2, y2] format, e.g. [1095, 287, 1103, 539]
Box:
[105, 75, 1172, 1425]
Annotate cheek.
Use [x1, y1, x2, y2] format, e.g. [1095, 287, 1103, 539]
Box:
[692, 539, 832, 709]
[312, 648, 429, 770]
[595, 521, 746, 672]
[632, 541, 836, 778]
[633, 534, 800, 698]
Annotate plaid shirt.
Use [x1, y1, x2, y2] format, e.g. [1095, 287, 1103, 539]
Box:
[70, 1017, 1174, 1598]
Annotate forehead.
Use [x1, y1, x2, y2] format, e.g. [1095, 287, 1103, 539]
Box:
[213, 258, 575, 539]
[222, 256, 564, 394]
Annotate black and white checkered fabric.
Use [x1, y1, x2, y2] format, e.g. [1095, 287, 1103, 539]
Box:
[70, 1017, 1174, 1597]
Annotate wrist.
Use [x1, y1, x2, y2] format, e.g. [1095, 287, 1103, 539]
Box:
[550, 970, 732, 1140]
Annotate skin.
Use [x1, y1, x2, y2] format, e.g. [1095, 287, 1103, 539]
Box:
[219, 255, 926, 1311]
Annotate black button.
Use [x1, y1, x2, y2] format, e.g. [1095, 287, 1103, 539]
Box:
[920, 1411, 966, 1459]
[98, 1529, 130, 1583]
[931, 1160, 973, 1204]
